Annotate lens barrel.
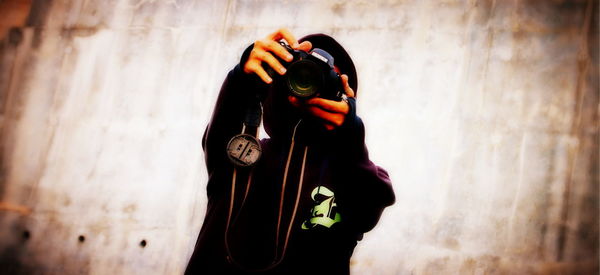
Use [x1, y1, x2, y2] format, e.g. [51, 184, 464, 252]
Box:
[285, 60, 323, 98]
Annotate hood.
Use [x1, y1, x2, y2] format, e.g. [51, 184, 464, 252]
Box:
[262, 33, 358, 141]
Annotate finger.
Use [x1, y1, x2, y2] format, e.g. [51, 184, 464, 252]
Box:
[305, 97, 349, 114]
[296, 41, 312, 52]
[288, 96, 301, 107]
[260, 50, 287, 75]
[341, 74, 355, 97]
[289, 96, 344, 127]
[306, 106, 345, 127]
[247, 61, 272, 84]
[259, 39, 293, 62]
[268, 28, 299, 48]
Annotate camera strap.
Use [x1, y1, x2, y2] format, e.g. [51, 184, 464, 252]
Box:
[224, 72, 307, 271]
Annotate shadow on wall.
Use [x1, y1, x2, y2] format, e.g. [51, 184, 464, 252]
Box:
[0, 0, 86, 273]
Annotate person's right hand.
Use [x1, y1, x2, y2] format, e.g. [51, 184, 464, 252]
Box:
[243, 28, 312, 84]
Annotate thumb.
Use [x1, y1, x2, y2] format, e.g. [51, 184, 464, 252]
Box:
[341, 74, 355, 98]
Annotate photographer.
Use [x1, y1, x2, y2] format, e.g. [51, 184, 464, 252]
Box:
[186, 28, 395, 275]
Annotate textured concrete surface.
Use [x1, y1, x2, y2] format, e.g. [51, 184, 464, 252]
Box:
[0, 0, 597, 274]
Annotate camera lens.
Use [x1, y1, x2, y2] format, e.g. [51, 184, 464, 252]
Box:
[286, 60, 322, 98]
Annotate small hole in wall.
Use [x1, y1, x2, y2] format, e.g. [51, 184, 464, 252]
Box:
[23, 230, 30, 240]
[140, 239, 147, 248]
[78, 235, 85, 243]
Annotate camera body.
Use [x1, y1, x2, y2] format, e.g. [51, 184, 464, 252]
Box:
[272, 42, 344, 101]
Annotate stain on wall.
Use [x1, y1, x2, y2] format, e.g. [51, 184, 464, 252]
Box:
[0, 0, 597, 274]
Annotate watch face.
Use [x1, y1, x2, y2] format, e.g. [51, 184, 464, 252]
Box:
[226, 134, 262, 167]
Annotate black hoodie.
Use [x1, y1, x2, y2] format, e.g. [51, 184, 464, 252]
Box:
[186, 34, 395, 275]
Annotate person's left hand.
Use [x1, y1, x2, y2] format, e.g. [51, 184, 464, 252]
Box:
[288, 74, 355, 131]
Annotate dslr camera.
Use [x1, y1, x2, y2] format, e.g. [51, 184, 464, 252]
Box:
[270, 42, 344, 101]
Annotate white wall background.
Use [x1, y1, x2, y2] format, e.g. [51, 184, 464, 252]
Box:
[0, 0, 597, 274]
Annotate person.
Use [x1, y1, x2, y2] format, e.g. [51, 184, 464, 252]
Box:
[185, 28, 395, 275]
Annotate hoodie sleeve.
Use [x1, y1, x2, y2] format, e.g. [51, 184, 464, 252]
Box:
[202, 45, 264, 194]
[334, 97, 396, 235]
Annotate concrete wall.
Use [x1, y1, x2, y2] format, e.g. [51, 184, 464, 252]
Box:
[0, 0, 597, 274]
